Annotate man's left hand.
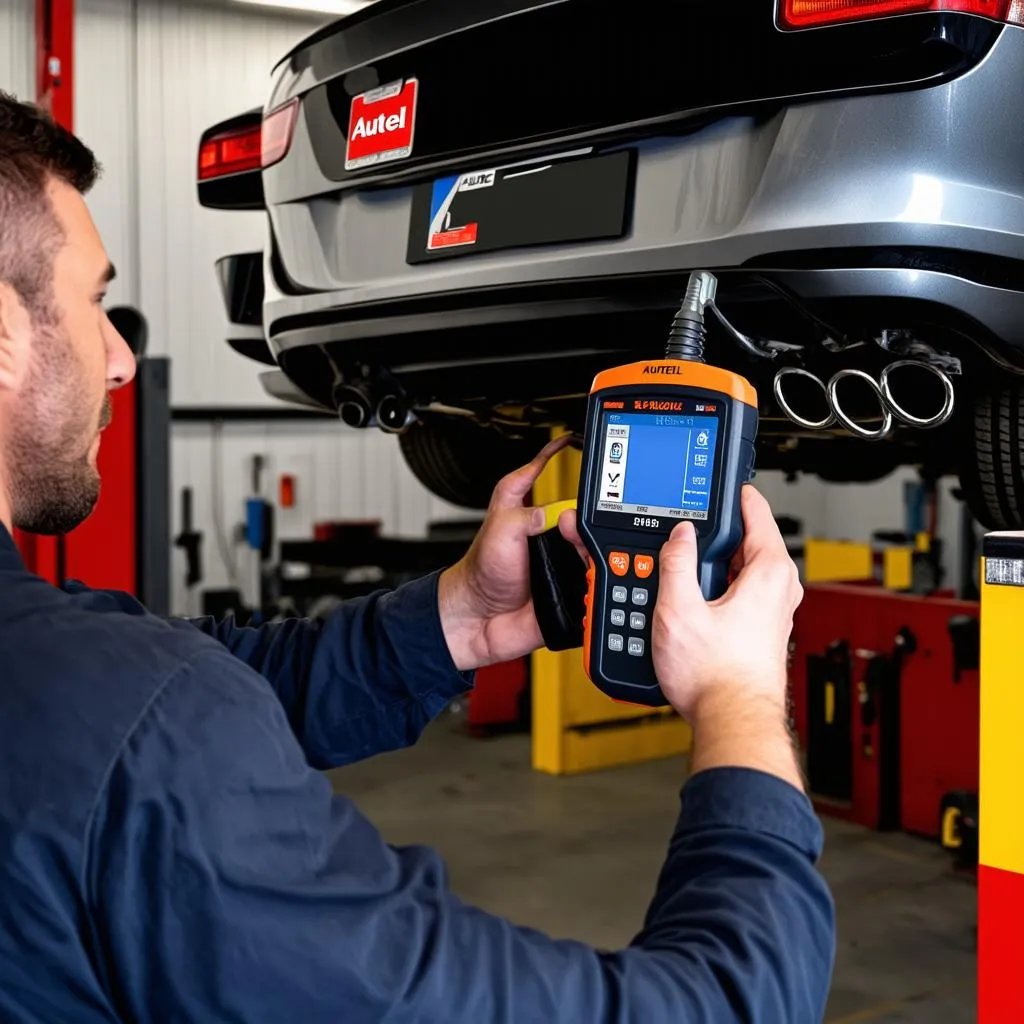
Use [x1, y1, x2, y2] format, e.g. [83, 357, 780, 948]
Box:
[438, 435, 585, 672]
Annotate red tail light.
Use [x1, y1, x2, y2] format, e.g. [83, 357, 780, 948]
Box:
[779, 0, 1024, 29]
[261, 99, 299, 169]
[198, 121, 262, 181]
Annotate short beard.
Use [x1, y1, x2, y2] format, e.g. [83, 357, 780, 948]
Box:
[6, 313, 103, 536]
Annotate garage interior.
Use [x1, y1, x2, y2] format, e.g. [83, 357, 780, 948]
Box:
[2, 0, 1015, 1021]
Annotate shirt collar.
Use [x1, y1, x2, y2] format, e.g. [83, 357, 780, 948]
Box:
[0, 524, 27, 572]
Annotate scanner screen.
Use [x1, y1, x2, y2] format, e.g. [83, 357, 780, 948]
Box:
[595, 409, 720, 522]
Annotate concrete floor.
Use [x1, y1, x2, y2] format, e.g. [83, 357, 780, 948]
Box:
[328, 715, 977, 1023]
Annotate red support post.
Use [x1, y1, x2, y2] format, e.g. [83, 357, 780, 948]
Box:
[35, 0, 74, 127]
[15, 0, 78, 584]
[22, 0, 138, 594]
[63, 378, 138, 593]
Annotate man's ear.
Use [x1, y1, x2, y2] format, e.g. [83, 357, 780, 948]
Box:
[0, 282, 31, 393]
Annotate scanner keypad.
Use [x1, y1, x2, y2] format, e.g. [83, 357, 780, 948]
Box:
[604, 550, 656, 664]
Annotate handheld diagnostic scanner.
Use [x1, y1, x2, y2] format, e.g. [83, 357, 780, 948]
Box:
[577, 271, 759, 707]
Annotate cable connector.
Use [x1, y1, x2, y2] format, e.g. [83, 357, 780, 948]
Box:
[666, 271, 718, 362]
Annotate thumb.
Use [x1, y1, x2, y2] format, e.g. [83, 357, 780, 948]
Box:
[658, 521, 703, 610]
[508, 505, 548, 538]
[556, 508, 590, 565]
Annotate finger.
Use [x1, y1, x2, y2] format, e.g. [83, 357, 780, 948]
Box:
[726, 488, 801, 602]
[658, 521, 704, 611]
[500, 504, 549, 539]
[557, 508, 590, 565]
[490, 434, 574, 511]
[735, 485, 790, 568]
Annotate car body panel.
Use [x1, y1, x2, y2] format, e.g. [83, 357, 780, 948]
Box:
[263, 3, 1001, 190]
[261, 24, 1024, 367]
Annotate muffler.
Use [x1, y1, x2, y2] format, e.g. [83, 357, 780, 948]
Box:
[376, 392, 416, 433]
[333, 382, 375, 429]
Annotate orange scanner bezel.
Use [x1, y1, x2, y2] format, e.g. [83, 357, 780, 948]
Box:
[590, 360, 757, 409]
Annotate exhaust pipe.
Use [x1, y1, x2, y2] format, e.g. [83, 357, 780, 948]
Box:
[333, 383, 374, 429]
[377, 392, 415, 433]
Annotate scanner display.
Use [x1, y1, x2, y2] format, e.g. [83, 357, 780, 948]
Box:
[595, 410, 720, 521]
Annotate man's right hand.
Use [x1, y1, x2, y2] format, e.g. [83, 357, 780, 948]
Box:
[652, 485, 806, 790]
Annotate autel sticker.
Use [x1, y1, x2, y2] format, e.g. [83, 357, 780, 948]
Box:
[425, 170, 497, 250]
[345, 78, 418, 171]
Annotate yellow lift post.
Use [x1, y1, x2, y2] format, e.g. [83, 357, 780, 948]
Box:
[977, 531, 1024, 1022]
[530, 440, 691, 775]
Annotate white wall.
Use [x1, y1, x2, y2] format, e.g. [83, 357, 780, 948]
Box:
[77, 0, 324, 407]
[0, 0, 33, 100]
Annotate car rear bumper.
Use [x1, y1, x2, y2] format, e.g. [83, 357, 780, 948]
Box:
[264, 24, 1024, 356]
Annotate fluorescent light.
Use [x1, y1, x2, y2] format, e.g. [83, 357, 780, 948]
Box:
[231, 0, 373, 15]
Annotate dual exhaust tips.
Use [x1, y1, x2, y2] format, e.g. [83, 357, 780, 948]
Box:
[334, 382, 413, 433]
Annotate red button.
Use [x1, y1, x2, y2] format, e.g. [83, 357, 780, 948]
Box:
[608, 552, 630, 576]
[634, 554, 655, 579]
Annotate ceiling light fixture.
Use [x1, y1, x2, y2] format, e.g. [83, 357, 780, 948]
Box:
[231, 0, 373, 16]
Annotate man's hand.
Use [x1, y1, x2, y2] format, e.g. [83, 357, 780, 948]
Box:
[438, 435, 579, 672]
[652, 485, 806, 790]
[652, 485, 801, 718]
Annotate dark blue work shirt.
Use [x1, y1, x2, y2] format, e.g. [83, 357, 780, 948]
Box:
[0, 525, 835, 1022]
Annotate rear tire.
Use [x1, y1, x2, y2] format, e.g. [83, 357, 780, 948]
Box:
[959, 383, 1024, 530]
[399, 417, 551, 509]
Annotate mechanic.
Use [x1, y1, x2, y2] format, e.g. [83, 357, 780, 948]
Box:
[0, 91, 835, 1023]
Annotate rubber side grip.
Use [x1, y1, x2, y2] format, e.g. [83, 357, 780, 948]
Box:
[527, 526, 588, 651]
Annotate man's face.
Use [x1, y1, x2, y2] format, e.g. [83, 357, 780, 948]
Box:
[1, 178, 135, 535]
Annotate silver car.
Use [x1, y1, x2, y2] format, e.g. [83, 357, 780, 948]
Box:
[197, 0, 1024, 529]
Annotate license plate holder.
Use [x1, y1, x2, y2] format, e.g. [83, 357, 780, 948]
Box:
[406, 148, 635, 264]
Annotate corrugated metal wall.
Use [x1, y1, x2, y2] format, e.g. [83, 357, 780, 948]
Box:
[135, 0, 320, 408]
[77, 0, 138, 309]
[69, 0, 468, 615]
[78, 0, 318, 407]
[0, 0, 33, 100]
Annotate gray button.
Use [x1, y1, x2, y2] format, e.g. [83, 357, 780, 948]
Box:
[610, 609, 626, 627]
[627, 637, 645, 657]
[612, 586, 628, 603]
[608, 633, 624, 652]
[629, 611, 646, 631]
[631, 587, 649, 606]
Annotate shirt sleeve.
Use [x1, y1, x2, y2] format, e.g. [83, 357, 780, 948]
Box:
[185, 571, 473, 768]
[83, 650, 835, 1024]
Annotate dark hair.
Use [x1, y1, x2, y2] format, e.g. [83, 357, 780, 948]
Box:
[0, 91, 100, 319]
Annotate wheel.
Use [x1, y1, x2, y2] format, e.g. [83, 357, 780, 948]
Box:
[958, 383, 1024, 530]
[399, 417, 551, 509]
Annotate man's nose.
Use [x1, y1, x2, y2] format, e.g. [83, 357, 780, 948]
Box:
[105, 318, 138, 389]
